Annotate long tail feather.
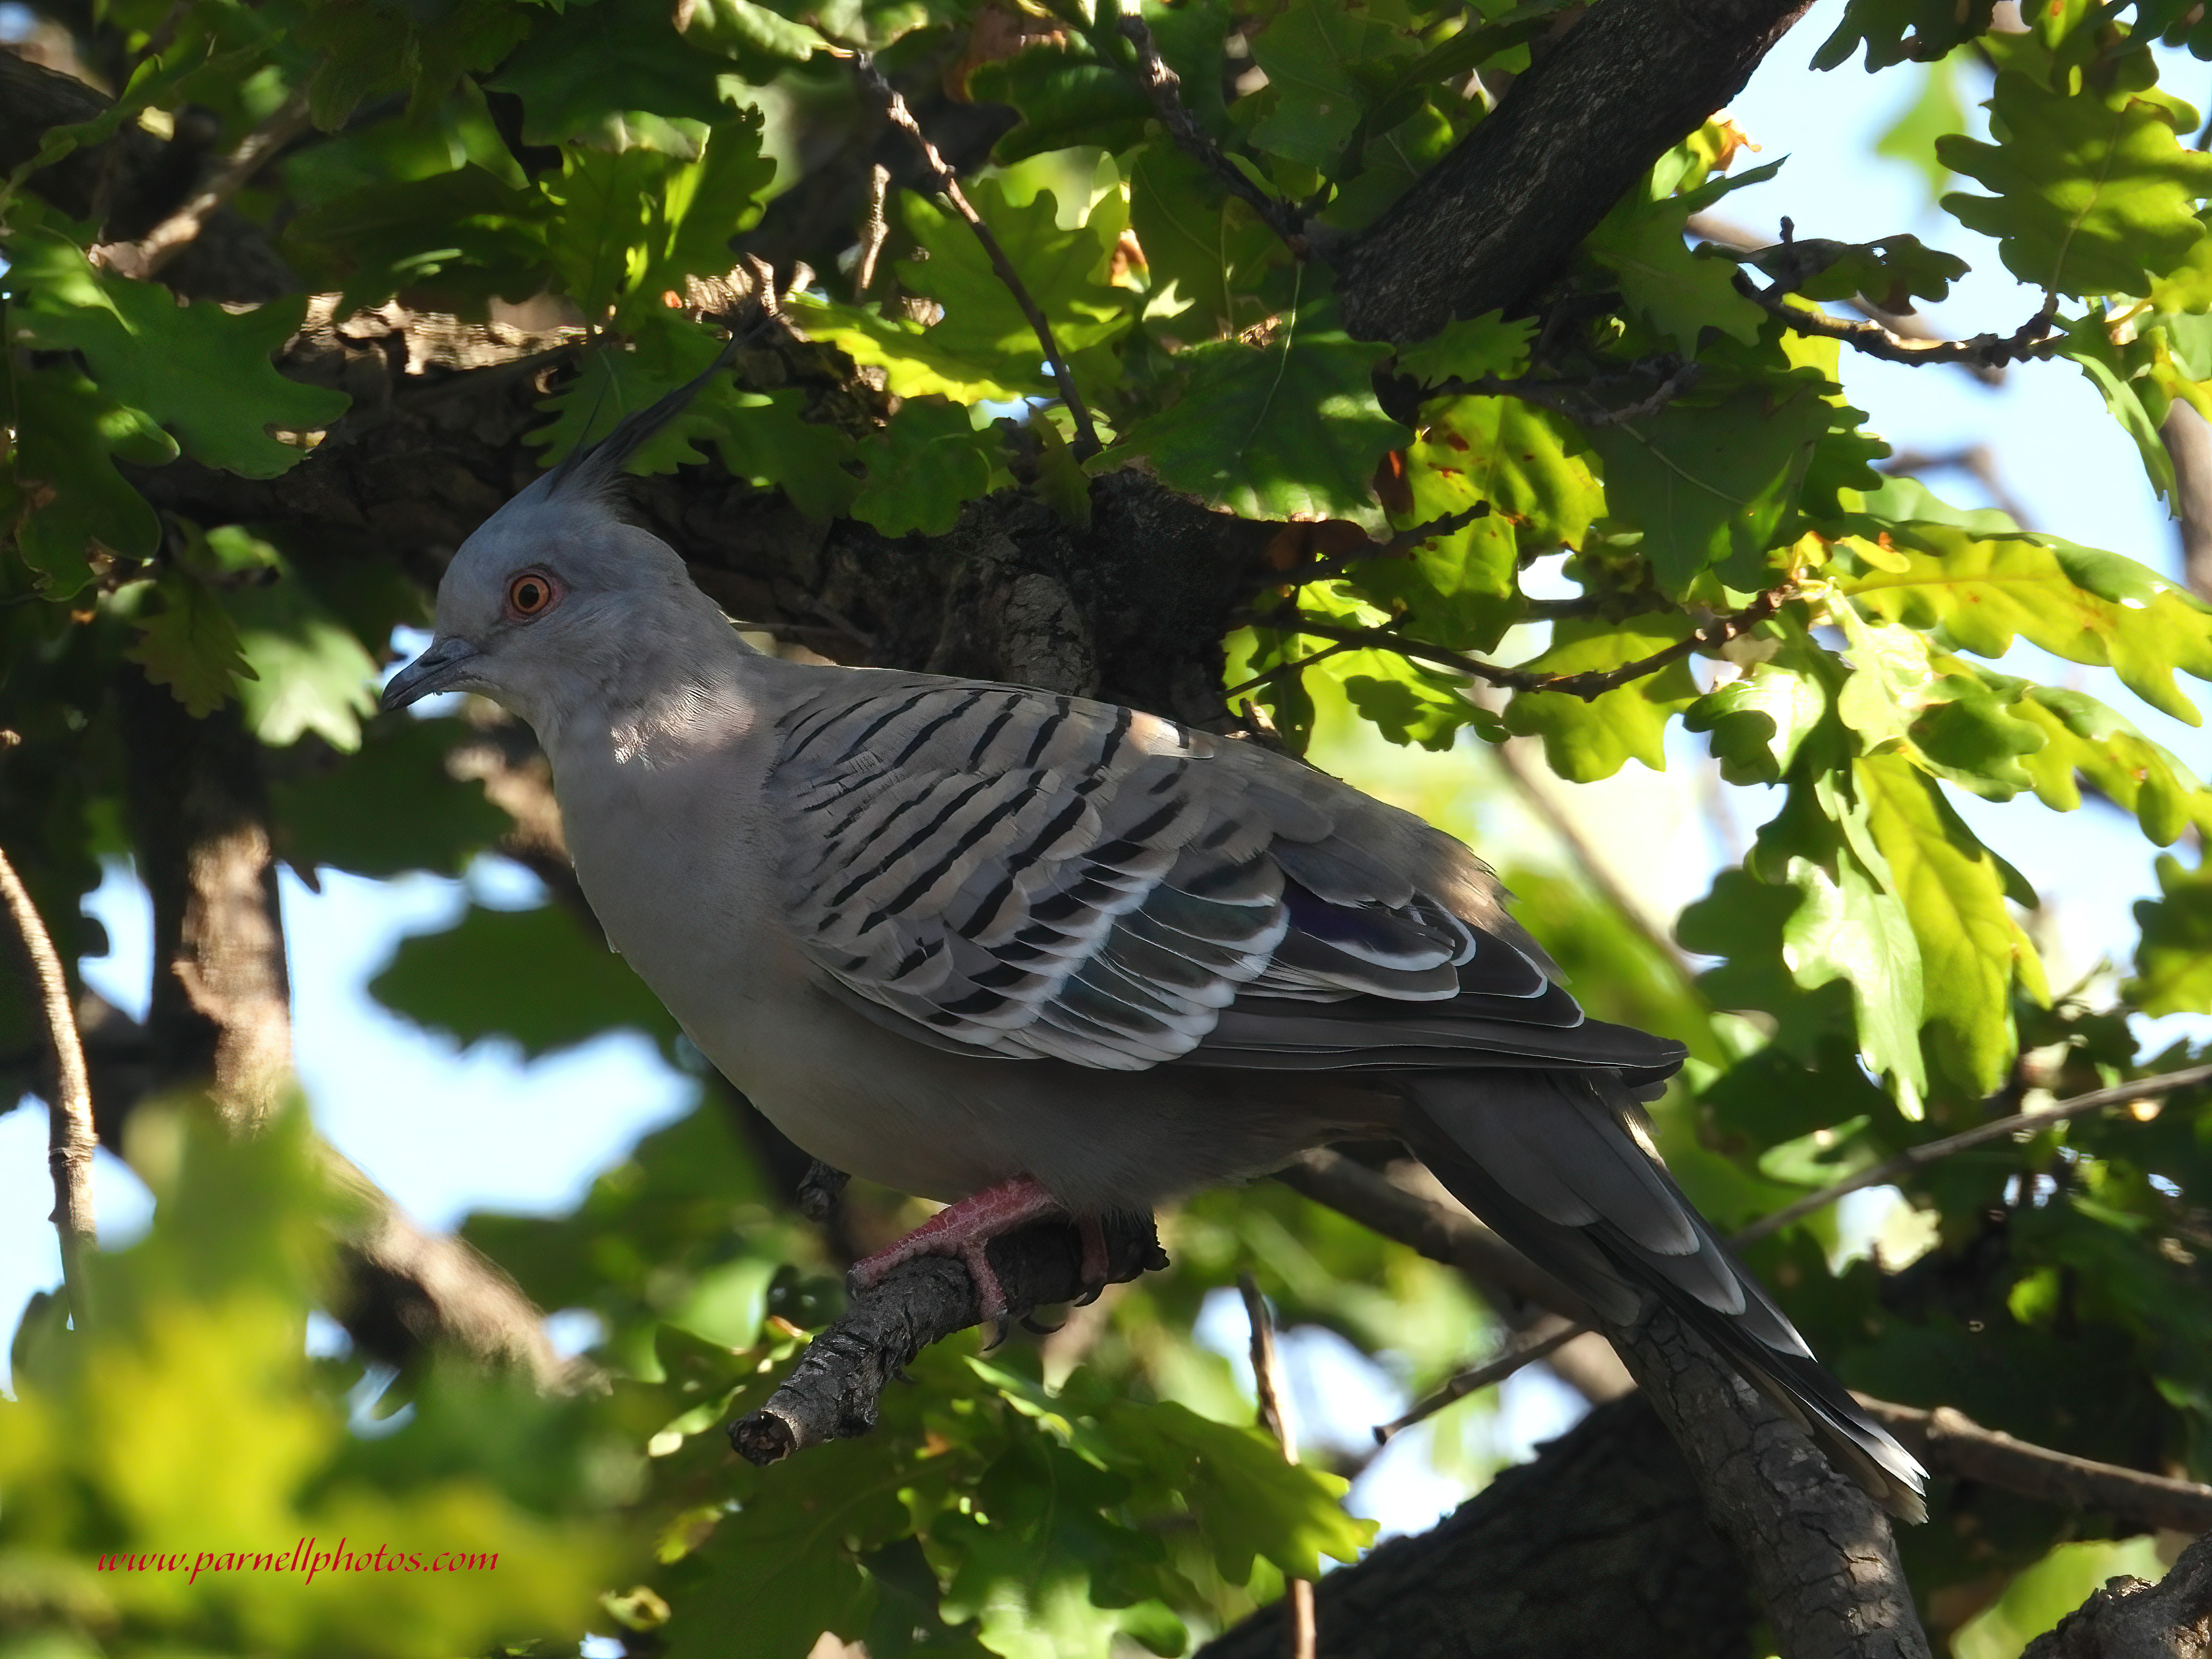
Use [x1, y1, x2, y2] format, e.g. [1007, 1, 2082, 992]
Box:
[1406, 1068, 1928, 1522]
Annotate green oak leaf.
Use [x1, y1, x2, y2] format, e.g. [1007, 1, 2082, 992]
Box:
[1940, 62, 2212, 298]
[122, 571, 255, 718]
[1749, 770, 1929, 1117]
[1737, 233, 1969, 311]
[372, 902, 680, 1057]
[1828, 522, 2212, 724]
[1096, 1399, 1372, 1583]
[973, 0, 1228, 162]
[283, 164, 554, 315]
[887, 180, 1131, 398]
[2009, 683, 2212, 844]
[5, 361, 173, 595]
[851, 402, 1010, 538]
[1856, 751, 2043, 1096]
[1127, 143, 1284, 341]
[1584, 373, 1833, 596]
[1116, 300, 1407, 527]
[1501, 613, 1701, 781]
[487, 0, 734, 150]
[6, 233, 349, 478]
[1585, 171, 1775, 353]
[2128, 851, 2212, 1015]
[1814, 0, 1995, 70]
[1395, 392, 1599, 632]
[1688, 653, 1831, 787]
[1242, 0, 1419, 172]
[271, 718, 515, 878]
[1394, 312, 1536, 387]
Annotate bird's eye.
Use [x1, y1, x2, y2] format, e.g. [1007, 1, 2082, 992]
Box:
[507, 571, 558, 618]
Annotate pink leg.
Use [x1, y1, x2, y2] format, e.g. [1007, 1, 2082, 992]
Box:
[849, 1176, 1070, 1327]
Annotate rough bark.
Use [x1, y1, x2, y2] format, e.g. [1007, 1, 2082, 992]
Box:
[1200, 1393, 1756, 1659]
[730, 1214, 1166, 1463]
[1334, 0, 1816, 342]
[117, 676, 293, 1133]
[1607, 1302, 1929, 1659]
[2022, 1530, 2212, 1659]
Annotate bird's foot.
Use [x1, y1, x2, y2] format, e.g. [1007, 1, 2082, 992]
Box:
[848, 1175, 1071, 1344]
[1071, 1215, 1112, 1307]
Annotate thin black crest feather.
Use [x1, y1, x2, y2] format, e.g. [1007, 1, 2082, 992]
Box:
[542, 330, 747, 506]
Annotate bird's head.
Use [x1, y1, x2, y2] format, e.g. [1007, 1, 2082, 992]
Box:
[382, 347, 738, 727]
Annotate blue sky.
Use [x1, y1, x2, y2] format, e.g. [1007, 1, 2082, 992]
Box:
[7, 0, 2212, 1538]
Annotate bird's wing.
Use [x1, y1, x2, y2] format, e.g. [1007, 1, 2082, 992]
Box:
[766, 674, 1683, 1079]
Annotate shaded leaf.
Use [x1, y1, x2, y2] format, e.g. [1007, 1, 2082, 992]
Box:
[1116, 300, 1407, 527]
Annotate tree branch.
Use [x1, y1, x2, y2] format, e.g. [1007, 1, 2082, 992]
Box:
[1116, 17, 1312, 253]
[91, 88, 311, 281]
[1239, 1275, 1317, 1659]
[0, 840, 98, 1326]
[1732, 1062, 2212, 1249]
[729, 1214, 1166, 1464]
[1741, 274, 2061, 369]
[2021, 1527, 2212, 1659]
[1202, 1392, 1754, 1659]
[1333, 0, 1818, 341]
[1610, 1302, 1930, 1659]
[851, 54, 1102, 459]
[1865, 1402, 2212, 1535]
[1287, 1142, 2212, 1545]
[1258, 584, 1789, 700]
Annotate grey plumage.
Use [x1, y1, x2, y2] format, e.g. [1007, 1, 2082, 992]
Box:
[382, 364, 1927, 1522]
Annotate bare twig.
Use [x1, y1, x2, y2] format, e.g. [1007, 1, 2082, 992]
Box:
[851, 57, 1101, 458]
[854, 162, 890, 298]
[1118, 17, 1310, 253]
[1430, 357, 1705, 427]
[1733, 1062, 2212, 1249]
[1372, 1314, 1582, 1443]
[1740, 273, 2060, 370]
[1686, 212, 2007, 387]
[0, 842, 97, 1325]
[1239, 1276, 1316, 1659]
[1864, 1401, 2212, 1534]
[1254, 583, 1789, 701]
[93, 89, 312, 280]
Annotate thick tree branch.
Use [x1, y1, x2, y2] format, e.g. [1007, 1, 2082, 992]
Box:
[1333, 0, 1817, 341]
[0, 841, 98, 1325]
[2020, 1528, 2212, 1659]
[729, 1214, 1165, 1463]
[1202, 1393, 1754, 1659]
[1609, 1302, 1929, 1659]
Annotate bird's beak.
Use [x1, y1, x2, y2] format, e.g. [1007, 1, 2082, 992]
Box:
[380, 637, 481, 712]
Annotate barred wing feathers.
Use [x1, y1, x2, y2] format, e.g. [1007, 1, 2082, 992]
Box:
[766, 676, 1682, 1080]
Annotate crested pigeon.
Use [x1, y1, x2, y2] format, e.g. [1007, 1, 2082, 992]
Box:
[383, 361, 1928, 1521]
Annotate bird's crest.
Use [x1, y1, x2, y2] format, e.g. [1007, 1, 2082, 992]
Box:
[525, 331, 745, 513]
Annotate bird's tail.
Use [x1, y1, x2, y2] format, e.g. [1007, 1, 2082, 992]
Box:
[1404, 1067, 1928, 1522]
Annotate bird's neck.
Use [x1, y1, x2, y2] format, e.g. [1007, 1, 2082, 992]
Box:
[537, 606, 769, 771]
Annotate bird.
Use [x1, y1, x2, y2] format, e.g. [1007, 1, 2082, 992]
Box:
[382, 356, 1927, 1522]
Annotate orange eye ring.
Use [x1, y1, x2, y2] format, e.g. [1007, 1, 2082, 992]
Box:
[506, 571, 558, 618]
